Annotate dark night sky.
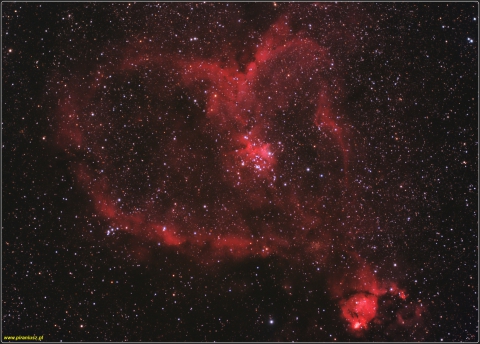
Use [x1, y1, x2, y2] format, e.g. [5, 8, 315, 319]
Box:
[2, 2, 478, 342]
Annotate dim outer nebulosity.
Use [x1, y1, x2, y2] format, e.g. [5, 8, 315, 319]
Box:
[2, 2, 477, 342]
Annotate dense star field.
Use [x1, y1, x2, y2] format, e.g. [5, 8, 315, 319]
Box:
[2, 2, 478, 342]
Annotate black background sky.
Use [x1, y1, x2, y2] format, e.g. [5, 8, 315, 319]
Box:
[2, 1, 478, 342]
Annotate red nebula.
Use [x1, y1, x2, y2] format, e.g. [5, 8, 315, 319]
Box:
[341, 292, 378, 330]
[52, 12, 414, 336]
[327, 252, 411, 332]
[54, 15, 349, 262]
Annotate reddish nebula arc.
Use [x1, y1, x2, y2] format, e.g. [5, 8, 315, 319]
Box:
[54, 15, 418, 334]
[55, 16, 349, 259]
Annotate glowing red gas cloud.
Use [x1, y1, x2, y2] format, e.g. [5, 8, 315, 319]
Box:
[53, 14, 418, 335]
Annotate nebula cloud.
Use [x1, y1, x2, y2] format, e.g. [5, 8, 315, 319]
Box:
[53, 6, 425, 339]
